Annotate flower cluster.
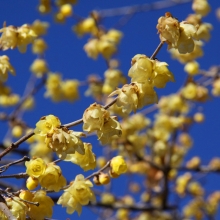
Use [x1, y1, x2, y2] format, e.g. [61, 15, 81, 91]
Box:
[83, 28, 123, 60]
[110, 54, 174, 114]
[45, 72, 79, 102]
[65, 143, 96, 171]
[0, 23, 37, 53]
[157, 12, 199, 54]
[34, 115, 86, 159]
[0, 55, 15, 82]
[25, 158, 66, 191]
[19, 190, 54, 220]
[57, 174, 96, 215]
[83, 103, 122, 145]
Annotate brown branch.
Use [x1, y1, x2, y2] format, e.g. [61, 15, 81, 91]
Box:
[0, 156, 30, 174]
[88, 202, 177, 211]
[0, 173, 28, 179]
[85, 160, 111, 180]
[150, 41, 164, 60]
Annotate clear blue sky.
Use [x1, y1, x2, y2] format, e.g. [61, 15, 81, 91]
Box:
[0, 0, 220, 219]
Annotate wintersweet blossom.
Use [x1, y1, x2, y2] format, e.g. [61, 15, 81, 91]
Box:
[28, 190, 54, 220]
[57, 174, 96, 215]
[25, 157, 46, 178]
[83, 103, 110, 133]
[110, 156, 127, 176]
[35, 114, 61, 136]
[0, 55, 15, 82]
[46, 128, 85, 159]
[65, 143, 96, 171]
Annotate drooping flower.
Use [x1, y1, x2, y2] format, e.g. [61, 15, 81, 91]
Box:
[65, 143, 96, 171]
[57, 174, 96, 215]
[35, 114, 61, 136]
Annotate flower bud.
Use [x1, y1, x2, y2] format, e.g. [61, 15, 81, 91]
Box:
[26, 176, 39, 190]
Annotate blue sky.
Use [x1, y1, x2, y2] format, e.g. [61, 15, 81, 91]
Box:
[0, 0, 220, 219]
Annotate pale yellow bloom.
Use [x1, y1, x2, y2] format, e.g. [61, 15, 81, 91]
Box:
[6, 197, 27, 220]
[184, 61, 199, 75]
[65, 143, 96, 171]
[0, 55, 15, 82]
[61, 80, 79, 102]
[31, 20, 49, 36]
[110, 156, 127, 176]
[39, 163, 66, 191]
[73, 18, 98, 37]
[25, 157, 46, 178]
[97, 116, 122, 145]
[84, 38, 99, 59]
[57, 174, 96, 215]
[83, 103, 110, 133]
[0, 25, 17, 50]
[30, 59, 49, 77]
[46, 128, 85, 159]
[32, 38, 47, 54]
[156, 12, 180, 48]
[109, 83, 139, 114]
[192, 0, 211, 16]
[28, 190, 54, 220]
[35, 114, 61, 136]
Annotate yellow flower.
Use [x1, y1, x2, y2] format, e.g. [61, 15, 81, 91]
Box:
[105, 29, 123, 44]
[136, 83, 158, 108]
[110, 156, 127, 176]
[32, 38, 47, 54]
[102, 68, 123, 94]
[177, 22, 198, 54]
[30, 141, 53, 163]
[35, 114, 61, 136]
[197, 23, 212, 41]
[65, 143, 96, 171]
[46, 128, 85, 159]
[0, 55, 15, 82]
[44, 72, 63, 102]
[61, 80, 79, 102]
[97, 38, 117, 60]
[73, 18, 98, 37]
[83, 103, 110, 133]
[156, 12, 180, 48]
[128, 54, 154, 83]
[31, 20, 49, 36]
[6, 197, 27, 220]
[25, 157, 46, 178]
[192, 0, 211, 16]
[97, 116, 122, 145]
[28, 190, 54, 220]
[30, 59, 49, 77]
[170, 41, 204, 63]
[57, 174, 96, 215]
[109, 83, 139, 114]
[184, 61, 199, 75]
[60, 4, 73, 17]
[17, 24, 37, 53]
[0, 25, 17, 50]
[26, 176, 39, 190]
[84, 38, 99, 59]
[39, 163, 66, 191]
[152, 60, 175, 88]
[212, 78, 220, 96]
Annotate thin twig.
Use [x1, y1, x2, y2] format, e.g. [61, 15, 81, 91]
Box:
[0, 173, 28, 179]
[0, 156, 30, 173]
